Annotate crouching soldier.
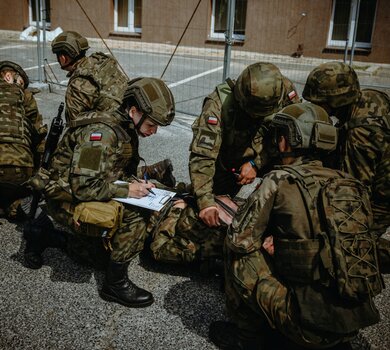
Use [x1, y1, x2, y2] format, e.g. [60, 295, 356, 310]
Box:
[0, 61, 47, 219]
[24, 77, 175, 308]
[210, 103, 384, 349]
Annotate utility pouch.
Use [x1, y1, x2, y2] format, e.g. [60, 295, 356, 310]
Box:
[72, 200, 124, 250]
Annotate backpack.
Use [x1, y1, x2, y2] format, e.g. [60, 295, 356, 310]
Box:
[285, 165, 384, 302]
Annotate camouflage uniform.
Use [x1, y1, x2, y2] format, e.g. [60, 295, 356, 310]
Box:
[150, 63, 299, 265]
[64, 53, 128, 124]
[224, 158, 380, 348]
[40, 110, 148, 263]
[303, 62, 390, 236]
[0, 71, 46, 215]
[26, 77, 175, 308]
[341, 89, 390, 235]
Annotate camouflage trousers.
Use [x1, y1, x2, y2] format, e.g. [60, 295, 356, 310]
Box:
[148, 202, 226, 264]
[48, 200, 150, 266]
[224, 246, 349, 349]
[0, 166, 32, 217]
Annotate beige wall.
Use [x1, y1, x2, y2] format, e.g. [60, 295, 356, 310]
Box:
[0, 0, 389, 63]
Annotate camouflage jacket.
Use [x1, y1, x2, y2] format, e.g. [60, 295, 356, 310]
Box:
[44, 111, 138, 204]
[226, 158, 333, 254]
[189, 79, 299, 211]
[65, 52, 128, 125]
[226, 158, 379, 333]
[341, 88, 390, 223]
[0, 79, 46, 169]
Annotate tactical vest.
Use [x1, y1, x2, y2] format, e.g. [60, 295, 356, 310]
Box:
[215, 83, 261, 170]
[0, 80, 34, 166]
[69, 52, 128, 113]
[47, 114, 137, 201]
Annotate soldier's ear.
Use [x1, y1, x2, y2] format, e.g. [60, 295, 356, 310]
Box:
[3, 71, 14, 84]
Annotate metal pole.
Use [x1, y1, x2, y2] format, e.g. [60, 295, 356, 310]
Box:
[343, 39, 349, 63]
[222, 0, 236, 82]
[41, 0, 47, 82]
[349, 0, 361, 66]
[35, 0, 42, 82]
[343, 0, 354, 64]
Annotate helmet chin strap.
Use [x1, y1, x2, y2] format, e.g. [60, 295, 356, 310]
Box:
[134, 113, 147, 135]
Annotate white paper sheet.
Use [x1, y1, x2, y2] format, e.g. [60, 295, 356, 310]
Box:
[113, 188, 176, 211]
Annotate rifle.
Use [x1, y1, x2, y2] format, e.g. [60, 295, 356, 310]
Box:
[27, 102, 64, 220]
[41, 102, 65, 169]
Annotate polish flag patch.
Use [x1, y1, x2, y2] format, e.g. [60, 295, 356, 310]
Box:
[288, 90, 297, 100]
[90, 132, 102, 141]
[207, 116, 218, 125]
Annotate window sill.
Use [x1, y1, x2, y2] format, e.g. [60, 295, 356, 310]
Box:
[109, 31, 142, 39]
[322, 46, 371, 56]
[205, 38, 245, 46]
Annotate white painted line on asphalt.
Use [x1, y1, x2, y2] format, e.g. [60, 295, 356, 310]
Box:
[0, 44, 24, 50]
[24, 61, 59, 71]
[168, 66, 223, 88]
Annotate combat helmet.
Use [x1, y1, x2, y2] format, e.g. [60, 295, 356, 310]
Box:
[123, 77, 175, 126]
[302, 61, 360, 108]
[270, 102, 337, 153]
[234, 62, 284, 118]
[51, 31, 90, 59]
[0, 60, 29, 88]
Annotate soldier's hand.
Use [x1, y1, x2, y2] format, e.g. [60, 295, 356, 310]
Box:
[237, 162, 256, 185]
[262, 235, 274, 256]
[199, 206, 220, 227]
[128, 180, 156, 198]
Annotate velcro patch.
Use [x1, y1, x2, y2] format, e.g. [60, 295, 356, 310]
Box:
[90, 132, 102, 141]
[288, 90, 297, 100]
[207, 116, 218, 125]
[197, 130, 216, 150]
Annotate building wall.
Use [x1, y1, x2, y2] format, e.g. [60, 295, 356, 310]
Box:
[0, 0, 388, 64]
[0, 0, 27, 31]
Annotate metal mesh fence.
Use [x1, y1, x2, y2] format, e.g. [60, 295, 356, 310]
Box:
[1, 0, 389, 116]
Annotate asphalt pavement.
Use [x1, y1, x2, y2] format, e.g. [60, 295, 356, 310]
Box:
[1, 31, 389, 349]
[0, 85, 389, 350]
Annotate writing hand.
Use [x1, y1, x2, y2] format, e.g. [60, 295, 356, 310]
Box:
[128, 180, 156, 198]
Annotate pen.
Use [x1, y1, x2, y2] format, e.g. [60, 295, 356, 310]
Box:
[131, 174, 156, 196]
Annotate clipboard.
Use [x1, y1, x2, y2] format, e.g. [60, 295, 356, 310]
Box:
[113, 188, 176, 211]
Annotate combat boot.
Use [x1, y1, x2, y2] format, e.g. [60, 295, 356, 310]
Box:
[138, 159, 176, 188]
[23, 213, 66, 269]
[209, 321, 264, 350]
[100, 260, 154, 308]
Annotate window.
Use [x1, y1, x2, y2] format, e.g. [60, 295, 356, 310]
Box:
[29, 0, 51, 28]
[210, 0, 247, 41]
[328, 0, 377, 49]
[114, 0, 142, 33]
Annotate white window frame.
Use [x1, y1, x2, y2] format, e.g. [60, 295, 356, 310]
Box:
[114, 0, 142, 33]
[327, 0, 377, 49]
[29, 0, 51, 28]
[210, 0, 246, 41]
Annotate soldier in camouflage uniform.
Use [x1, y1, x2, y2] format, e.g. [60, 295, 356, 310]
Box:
[0, 61, 47, 219]
[303, 61, 390, 236]
[52, 30, 176, 188]
[209, 103, 382, 349]
[24, 78, 175, 308]
[148, 62, 299, 269]
[51, 30, 128, 123]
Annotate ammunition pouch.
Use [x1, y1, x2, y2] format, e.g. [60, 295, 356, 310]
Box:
[64, 200, 124, 250]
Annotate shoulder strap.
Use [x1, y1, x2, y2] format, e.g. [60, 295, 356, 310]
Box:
[280, 165, 319, 236]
